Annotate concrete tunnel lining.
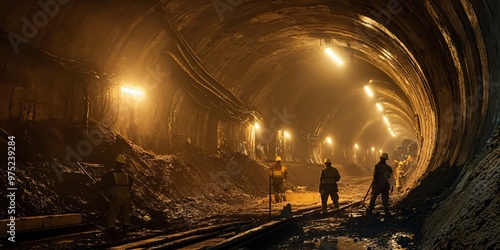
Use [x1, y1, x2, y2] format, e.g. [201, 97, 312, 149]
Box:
[0, 0, 499, 248]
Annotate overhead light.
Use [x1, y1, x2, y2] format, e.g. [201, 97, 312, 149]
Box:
[371, 147, 375, 151]
[284, 130, 291, 138]
[326, 137, 333, 144]
[324, 47, 345, 66]
[376, 102, 383, 111]
[254, 122, 260, 130]
[354, 143, 359, 149]
[383, 116, 390, 126]
[391, 131, 396, 137]
[364, 85, 374, 97]
[121, 85, 145, 98]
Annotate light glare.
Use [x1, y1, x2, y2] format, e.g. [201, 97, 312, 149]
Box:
[376, 102, 383, 111]
[324, 48, 345, 66]
[254, 122, 260, 130]
[121, 86, 144, 97]
[326, 137, 332, 144]
[284, 130, 291, 138]
[364, 85, 374, 97]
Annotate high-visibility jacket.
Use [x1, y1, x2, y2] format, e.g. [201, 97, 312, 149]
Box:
[271, 164, 288, 179]
[112, 172, 130, 186]
[97, 170, 134, 190]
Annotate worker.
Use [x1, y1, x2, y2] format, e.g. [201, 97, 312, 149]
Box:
[366, 152, 393, 216]
[395, 160, 405, 191]
[96, 154, 135, 234]
[271, 156, 288, 203]
[319, 158, 341, 213]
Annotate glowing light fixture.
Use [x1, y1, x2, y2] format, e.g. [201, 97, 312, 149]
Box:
[254, 122, 260, 130]
[371, 147, 375, 152]
[364, 85, 374, 97]
[324, 47, 345, 66]
[391, 131, 396, 137]
[376, 102, 383, 111]
[384, 115, 391, 126]
[284, 130, 291, 139]
[326, 137, 333, 144]
[121, 85, 144, 97]
[379, 149, 382, 153]
[354, 143, 359, 149]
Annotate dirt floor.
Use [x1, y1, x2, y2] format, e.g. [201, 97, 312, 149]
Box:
[0, 121, 498, 249]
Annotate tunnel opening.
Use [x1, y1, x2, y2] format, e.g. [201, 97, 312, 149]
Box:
[0, 0, 499, 249]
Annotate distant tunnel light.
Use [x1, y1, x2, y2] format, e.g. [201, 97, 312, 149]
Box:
[254, 122, 260, 130]
[326, 137, 333, 144]
[121, 85, 144, 97]
[354, 143, 359, 149]
[391, 131, 396, 137]
[364, 85, 374, 97]
[284, 130, 291, 138]
[376, 102, 383, 111]
[371, 147, 375, 152]
[383, 116, 390, 125]
[324, 48, 345, 66]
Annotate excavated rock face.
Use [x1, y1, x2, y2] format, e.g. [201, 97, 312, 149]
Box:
[0, 0, 499, 248]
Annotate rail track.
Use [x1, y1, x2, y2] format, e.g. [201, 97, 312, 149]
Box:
[5, 200, 364, 249]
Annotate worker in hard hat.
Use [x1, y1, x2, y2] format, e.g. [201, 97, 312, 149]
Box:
[366, 152, 393, 217]
[97, 154, 135, 235]
[319, 158, 341, 213]
[395, 160, 405, 191]
[271, 156, 288, 203]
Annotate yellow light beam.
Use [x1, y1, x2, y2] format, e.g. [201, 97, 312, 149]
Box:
[121, 86, 144, 97]
[364, 85, 374, 97]
[324, 48, 345, 66]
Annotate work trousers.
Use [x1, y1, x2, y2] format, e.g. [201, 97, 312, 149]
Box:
[272, 178, 284, 202]
[369, 184, 390, 209]
[321, 184, 339, 211]
[107, 186, 132, 228]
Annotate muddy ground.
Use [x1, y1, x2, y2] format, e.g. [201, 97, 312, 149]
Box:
[0, 121, 499, 249]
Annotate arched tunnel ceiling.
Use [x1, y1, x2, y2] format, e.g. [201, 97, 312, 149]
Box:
[0, 0, 498, 186]
[164, 0, 429, 153]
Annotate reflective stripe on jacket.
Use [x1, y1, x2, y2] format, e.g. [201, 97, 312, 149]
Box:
[273, 166, 286, 177]
[113, 172, 129, 186]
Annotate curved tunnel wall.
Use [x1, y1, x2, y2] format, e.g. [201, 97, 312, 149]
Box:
[0, 0, 499, 193]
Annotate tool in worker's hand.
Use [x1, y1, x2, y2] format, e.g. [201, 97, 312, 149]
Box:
[361, 182, 373, 206]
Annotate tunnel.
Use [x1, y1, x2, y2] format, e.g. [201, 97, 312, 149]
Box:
[0, 0, 499, 249]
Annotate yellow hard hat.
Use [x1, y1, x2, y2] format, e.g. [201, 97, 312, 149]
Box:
[275, 156, 282, 162]
[380, 153, 389, 160]
[324, 158, 331, 164]
[115, 154, 126, 164]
